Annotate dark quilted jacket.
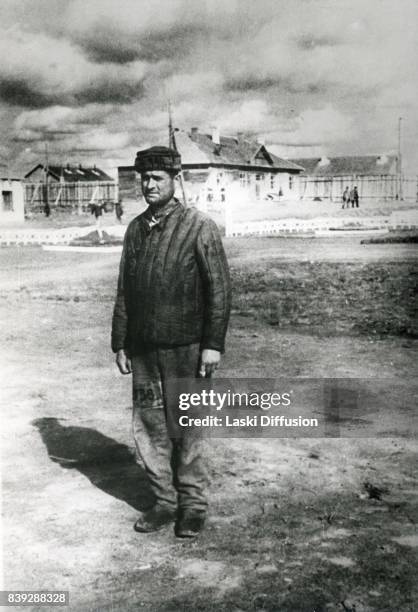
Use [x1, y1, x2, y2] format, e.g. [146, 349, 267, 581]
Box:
[111, 200, 231, 354]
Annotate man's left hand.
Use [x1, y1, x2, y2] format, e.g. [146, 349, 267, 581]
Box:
[199, 349, 221, 377]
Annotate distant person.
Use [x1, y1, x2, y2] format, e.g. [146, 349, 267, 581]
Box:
[342, 187, 349, 209]
[90, 201, 103, 219]
[90, 201, 105, 241]
[115, 199, 124, 223]
[353, 186, 359, 208]
[349, 187, 356, 208]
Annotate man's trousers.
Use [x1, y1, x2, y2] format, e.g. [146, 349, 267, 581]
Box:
[131, 344, 208, 514]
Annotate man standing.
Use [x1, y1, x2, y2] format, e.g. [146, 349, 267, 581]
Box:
[342, 186, 349, 209]
[111, 146, 231, 538]
[353, 186, 359, 208]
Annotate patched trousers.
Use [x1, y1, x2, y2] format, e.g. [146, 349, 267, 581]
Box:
[132, 344, 208, 514]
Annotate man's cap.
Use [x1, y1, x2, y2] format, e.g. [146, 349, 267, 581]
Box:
[135, 146, 181, 173]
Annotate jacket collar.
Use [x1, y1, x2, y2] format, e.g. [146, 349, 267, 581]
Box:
[143, 198, 181, 232]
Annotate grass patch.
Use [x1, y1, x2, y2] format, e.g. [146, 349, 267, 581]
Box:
[231, 261, 418, 338]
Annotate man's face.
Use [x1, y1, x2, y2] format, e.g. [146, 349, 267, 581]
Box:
[141, 170, 176, 207]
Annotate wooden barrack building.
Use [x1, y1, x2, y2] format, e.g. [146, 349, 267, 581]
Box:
[24, 163, 117, 214]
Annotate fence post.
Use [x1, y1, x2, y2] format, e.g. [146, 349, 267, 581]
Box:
[77, 182, 82, 215]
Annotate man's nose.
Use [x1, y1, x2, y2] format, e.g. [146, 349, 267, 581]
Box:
[147, 178, 157, 189]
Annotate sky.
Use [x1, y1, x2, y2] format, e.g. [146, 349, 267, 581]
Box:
[1, 0, 417, 177]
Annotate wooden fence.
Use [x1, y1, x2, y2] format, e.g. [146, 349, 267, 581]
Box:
[299, 175, 418, 202]
[24, 181, 117, 213]
[225, 209, 418, 237]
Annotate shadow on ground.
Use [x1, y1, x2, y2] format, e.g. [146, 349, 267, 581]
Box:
[32, 417, 153, 511]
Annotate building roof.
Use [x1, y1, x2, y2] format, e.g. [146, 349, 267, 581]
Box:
[174, 130, 304, 172]
[289, 155, 397, 176]
[24, 163, 114, 182]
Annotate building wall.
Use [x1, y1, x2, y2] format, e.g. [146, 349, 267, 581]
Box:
[117, 164, 303, 227]
[24, 181, 117, 213]
[118, 167, 140, 200]
[182, 167, 301, 207]
[0, 179, 24, 225]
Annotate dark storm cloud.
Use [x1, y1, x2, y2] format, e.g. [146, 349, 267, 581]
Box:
[297, 34, 341, 50]
[135, 25, 207, 62]
[0, 75, 144, 109]
[225, 76, 325, 96]
[73, 28, 143, 65]
[225, 77, 278, 92]
[0, 77, 60, 108]
[74, 79, 145, 104]
[73, 23, 206, 65]
[0, 68, 145, 109]
[79, 38, 142, 64]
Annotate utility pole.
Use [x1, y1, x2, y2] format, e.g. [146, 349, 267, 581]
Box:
[398, 117, 403, 201]
[167, 99, 187, 206]
[168, 99, 175, 149]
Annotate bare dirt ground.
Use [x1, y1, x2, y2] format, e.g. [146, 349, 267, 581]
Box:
[1, 236, 417, 612]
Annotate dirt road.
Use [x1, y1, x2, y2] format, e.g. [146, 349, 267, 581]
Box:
[1, 237, 417, 611]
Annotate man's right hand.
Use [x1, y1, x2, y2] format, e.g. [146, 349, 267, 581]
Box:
[116, 349, 132, 375]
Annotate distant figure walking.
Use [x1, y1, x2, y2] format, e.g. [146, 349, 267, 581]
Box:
[342, 186, 349, 209]
[89, 201, 105, 242]
[353, 186, 359, 208]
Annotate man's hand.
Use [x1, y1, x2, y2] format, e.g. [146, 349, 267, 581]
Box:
[116, 349, 132, 375]
[199, 349, 221, 378]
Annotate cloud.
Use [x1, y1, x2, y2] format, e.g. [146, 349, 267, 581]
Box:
[294, 106, 353, 145]
[0, 26, 148, 108]
[164, 71, 223, 100]
[224, 75, 325, 96]
[1, 0, 418, 172]
[15, 104, 112, 133]
[66, 128, 131, 153]
[217, 99, 271, 133]
[0, 77, 60, 108]
[296, 34, 341, 50]
[75, 23, 207, 65]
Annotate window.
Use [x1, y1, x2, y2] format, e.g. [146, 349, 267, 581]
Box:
[289, 175, 293, 190]
[2, 190, 13, 211]
[270, 174, 275, 190]
[255, 152, 266, 166]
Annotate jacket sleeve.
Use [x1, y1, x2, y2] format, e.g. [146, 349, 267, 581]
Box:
[111, 235, 129, 353]
[196, 218, 232, 353]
